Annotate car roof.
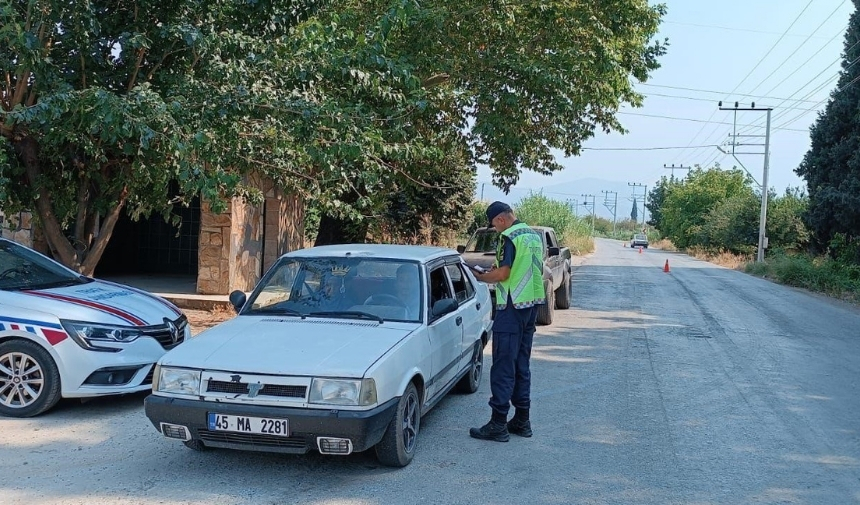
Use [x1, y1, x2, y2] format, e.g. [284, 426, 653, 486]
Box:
[282, 244, 456, 263]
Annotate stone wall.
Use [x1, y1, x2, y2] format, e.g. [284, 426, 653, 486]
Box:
[0, 211, 34, 247]
[195, 176, 306, 295]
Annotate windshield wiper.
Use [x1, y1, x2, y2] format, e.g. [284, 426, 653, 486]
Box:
[250, 306, 306, 318]
[308, 311, 384, 324]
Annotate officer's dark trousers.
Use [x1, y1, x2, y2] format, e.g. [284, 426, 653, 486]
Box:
[489, 304, 538, 416]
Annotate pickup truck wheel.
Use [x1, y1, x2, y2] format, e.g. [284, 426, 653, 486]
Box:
[0, 340, 62, 418]
[555, 271, 571, 310]
[536, 282, 554, 325]
[375, 383, 420, 467]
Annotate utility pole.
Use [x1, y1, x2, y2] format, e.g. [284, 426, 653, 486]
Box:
[601, 190, 618, 234]
[718, 101, 772, 262]
[627, 182, 647, 231]
[567, 198, 578, 218]
[581, 194, 596, 234]
[480, 182, 486, 201]
[663, 163, 692, 180]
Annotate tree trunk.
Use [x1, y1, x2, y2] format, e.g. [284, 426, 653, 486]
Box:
[14, 137, 80, 269]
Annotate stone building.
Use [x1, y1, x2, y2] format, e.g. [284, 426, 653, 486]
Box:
[3, 176, 305, 295]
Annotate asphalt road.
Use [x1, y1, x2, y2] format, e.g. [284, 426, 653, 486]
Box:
[2, 238, 859, 505]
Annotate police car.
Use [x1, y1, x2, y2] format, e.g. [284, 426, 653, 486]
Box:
[0, 238, 189, 417]
[144, 245, 493, 467]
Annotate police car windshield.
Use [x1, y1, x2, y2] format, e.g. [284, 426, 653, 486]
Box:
[0, 240, 86, 291]
[463, 229, 499, 253]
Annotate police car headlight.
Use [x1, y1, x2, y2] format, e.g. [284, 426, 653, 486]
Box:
[61, 320, 142, 351]
[310, 378, 376, 406]
[156, 366, 201, 396]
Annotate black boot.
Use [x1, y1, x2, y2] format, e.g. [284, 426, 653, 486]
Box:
[469, 412, 510, 442]
[507, 408, 532, 438]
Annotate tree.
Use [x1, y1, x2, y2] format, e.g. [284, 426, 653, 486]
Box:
[1, 1, 439, 273]
[796, 0, 860, 262]
[312, 0, 668, 243]
[630, 197, 638, 222]
[646, 176, 677, 231]
[660, 167, 754, 249]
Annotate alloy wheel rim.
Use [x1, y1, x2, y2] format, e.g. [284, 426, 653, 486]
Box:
[401, 392, 418, 453]
[0, 352, 44, 409]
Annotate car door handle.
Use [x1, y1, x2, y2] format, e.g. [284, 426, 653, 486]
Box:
[476, 303, 481, 310]
[456, 316, 462, 326]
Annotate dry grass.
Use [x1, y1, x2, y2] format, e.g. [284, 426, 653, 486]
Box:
[687, 246, 752, 270]
[185, 306, 235, 335]
[650, 238, 677, 252]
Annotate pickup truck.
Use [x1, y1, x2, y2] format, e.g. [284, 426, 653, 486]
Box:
[457, 226, 572, 325]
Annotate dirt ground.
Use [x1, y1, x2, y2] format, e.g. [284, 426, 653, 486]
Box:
[183, 306, 235, 335]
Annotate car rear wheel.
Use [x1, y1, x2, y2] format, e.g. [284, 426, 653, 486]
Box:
[456, 342, 483, 394]
[375, 382, 420, 467]
[0, 340, 62, 418]
[555, 271, 571, 310]
[536, 281, 554, 326]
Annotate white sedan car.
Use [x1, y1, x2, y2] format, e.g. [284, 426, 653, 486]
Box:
[0, 238, 190, 417]
[144, 244, 493, 467]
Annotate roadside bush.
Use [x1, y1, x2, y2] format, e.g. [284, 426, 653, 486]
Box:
[745, 252, 860, 301]
[514, 193, 594, 253]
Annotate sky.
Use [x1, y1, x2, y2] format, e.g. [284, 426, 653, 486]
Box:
[476, 0, 856, 215]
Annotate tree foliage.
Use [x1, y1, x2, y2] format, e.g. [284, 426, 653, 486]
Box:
[796, 0, 860, 262]
[2, 0, 667, 272]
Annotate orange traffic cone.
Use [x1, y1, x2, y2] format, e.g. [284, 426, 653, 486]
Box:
[638, 246, 643, 254]
[663, 260, 670, 273]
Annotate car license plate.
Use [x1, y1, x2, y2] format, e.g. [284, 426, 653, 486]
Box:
[207, 413, 290, 437]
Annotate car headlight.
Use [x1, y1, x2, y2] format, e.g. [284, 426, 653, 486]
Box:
[61, 320, 143, 352]
[309, 378, 377, 406]
[155, 366, 201, 396]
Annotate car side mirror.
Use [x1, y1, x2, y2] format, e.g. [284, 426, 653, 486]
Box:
[547, 247, 560, 257]
[431, 298, 458, 318]
[456, 245, 466, 254]
[229, 290, 247, 312]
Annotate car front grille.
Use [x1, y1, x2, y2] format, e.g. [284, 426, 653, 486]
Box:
[206, 380, 307, 399]
[142, 316, 188, 350]
[198, 430, 307, 450]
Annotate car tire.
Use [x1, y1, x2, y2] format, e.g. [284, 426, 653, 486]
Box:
[183, 439, 208, 451]
[455, 342, 483, 394]
[375, 382, 420, 467]
[0, 339, 62, 418]
[554, 271, 571, 310]
[536, 282, 554, 326]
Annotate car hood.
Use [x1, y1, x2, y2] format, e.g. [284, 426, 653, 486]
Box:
[161, 316, 418, 377]
[17, 279, 182, 326]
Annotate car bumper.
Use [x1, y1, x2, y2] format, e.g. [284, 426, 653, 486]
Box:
[144, 394, 400, 454]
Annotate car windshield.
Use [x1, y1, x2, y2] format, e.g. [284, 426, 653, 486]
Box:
[634, 234, 647, 241]
[0, 240, 87, 291]
[463, 229, 500, 253]
[244, 257, 423, 323]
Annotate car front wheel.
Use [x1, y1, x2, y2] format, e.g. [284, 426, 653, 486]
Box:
[375, 382, 420, 467]
[0, 340, 62, 418]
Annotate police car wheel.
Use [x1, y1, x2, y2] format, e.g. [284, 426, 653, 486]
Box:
[0, 340, 62, 418]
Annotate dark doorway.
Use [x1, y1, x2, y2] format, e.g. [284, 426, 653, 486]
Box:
[97, 196, 200, 276]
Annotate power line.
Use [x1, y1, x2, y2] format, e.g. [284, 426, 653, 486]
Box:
[617, 111, 807, 132]
[773, 72, 860, 130]
[676, 0, 814, 164]
[637, 83, 822, 103]
[642, 91, 826, 112]
[583, 144, 721, 151]
[662, 21, 836, 40]
[745, 2, 846, 97]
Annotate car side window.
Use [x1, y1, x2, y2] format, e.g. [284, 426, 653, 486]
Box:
[428, 266, 454, 320]
[445, 264, 474, 303]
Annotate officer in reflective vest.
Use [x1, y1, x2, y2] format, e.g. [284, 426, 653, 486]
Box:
[469, 201, 546, 442]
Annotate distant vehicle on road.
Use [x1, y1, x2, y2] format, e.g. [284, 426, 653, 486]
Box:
[630, 233, 649, 249]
